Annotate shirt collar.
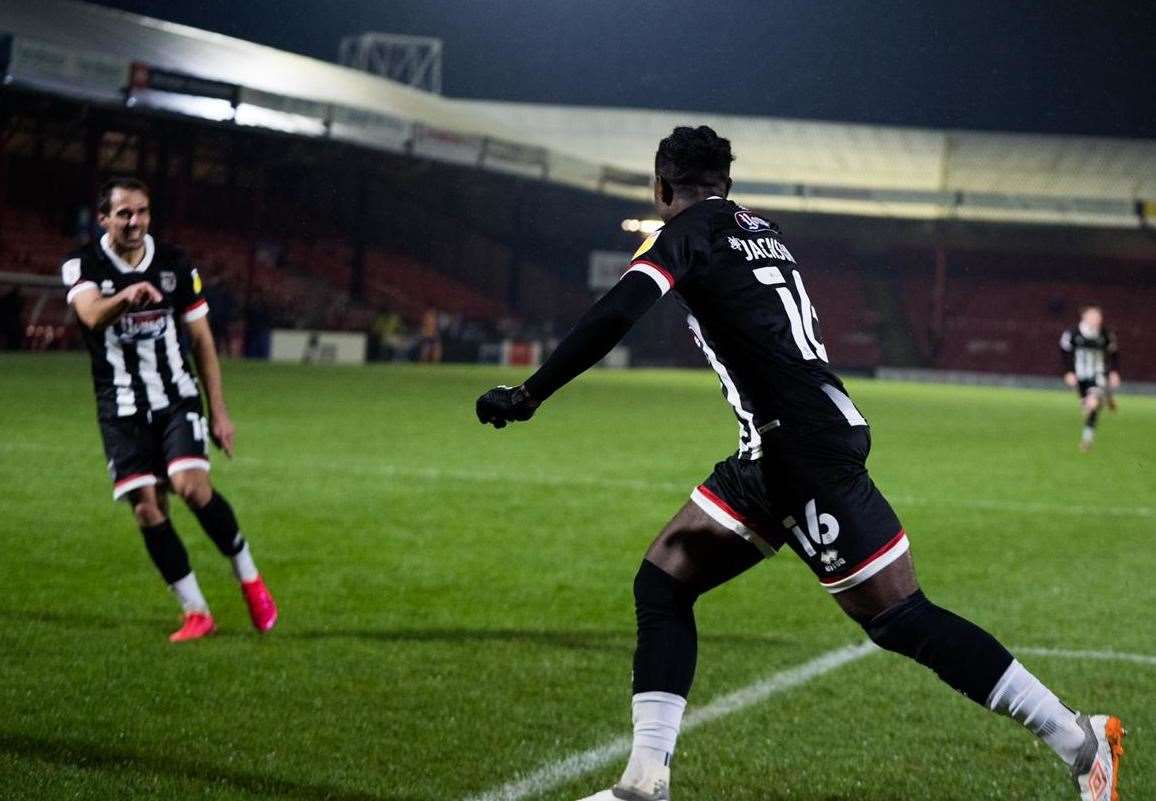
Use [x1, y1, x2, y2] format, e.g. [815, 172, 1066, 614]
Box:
[1078, 321, 1099, 338]
[100, 233, 155, 274]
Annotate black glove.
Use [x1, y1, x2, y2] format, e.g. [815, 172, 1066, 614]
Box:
[476, 385, 539, 429]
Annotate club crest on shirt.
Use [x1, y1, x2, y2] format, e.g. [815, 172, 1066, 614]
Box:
[735, 210, 772, 232]
[101, 280, 116, 296]
[160, 271, 177, 293]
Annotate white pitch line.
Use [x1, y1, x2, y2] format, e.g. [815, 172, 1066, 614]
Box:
[462, 642, 876, 801]
[1015, 646, 1156, 667]
[464, 643, 1155, 801]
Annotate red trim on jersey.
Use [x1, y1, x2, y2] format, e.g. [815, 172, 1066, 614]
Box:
[184, 298, 208, 314]
[695, 484, 764, 534]
[628, 259, 675, 287]
[819, 528, 907, 585]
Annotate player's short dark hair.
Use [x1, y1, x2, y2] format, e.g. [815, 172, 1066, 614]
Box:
[655, 126, 734, 194]
[98, 177, 150, 216]
[1080, 303, 1102, 314]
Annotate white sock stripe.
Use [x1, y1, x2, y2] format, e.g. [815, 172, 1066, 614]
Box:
[232, 542, 259, 583]
[170, 572, 209, 614]
[985, 659, 1084, 766]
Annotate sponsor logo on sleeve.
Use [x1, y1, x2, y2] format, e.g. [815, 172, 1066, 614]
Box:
[735, 210, 772, 232]
[191, 268, 202, 294]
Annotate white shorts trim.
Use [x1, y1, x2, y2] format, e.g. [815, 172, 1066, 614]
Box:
[168, 457, 210, 477]
[112, 473, 159, 500]
[690, 486, 776, 558]
[819, 531, 910, 594]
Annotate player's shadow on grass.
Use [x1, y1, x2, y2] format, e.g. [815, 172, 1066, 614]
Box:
[0, 732, 422, 801]
[284, 627, 792, 652]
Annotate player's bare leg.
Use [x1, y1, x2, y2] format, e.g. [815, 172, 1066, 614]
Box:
[1080, 392, 1102, 452]
[169, 469, 277, 632]
[126, 484, 214, 641]
[581, 502, 764, 801]
[836, 553, 1124, 800]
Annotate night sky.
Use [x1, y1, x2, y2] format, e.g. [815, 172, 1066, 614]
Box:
[89, 0, 1156, 139]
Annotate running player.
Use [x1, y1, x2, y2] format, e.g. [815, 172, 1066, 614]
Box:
[1060, 305, 1121, 452]
[476, 127, 1124, 801]
[62, 177, 278, 642]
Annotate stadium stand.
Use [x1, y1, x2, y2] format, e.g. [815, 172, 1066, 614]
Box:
[1, 0, 1153, 379]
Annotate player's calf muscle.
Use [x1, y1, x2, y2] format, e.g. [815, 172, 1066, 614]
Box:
[848, 558, 1014, 706]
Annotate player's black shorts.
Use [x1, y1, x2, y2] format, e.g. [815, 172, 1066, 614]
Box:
[98, 398, 210, 501]
[691, 425, 907, 594]
[1076, 379, 1104, 399]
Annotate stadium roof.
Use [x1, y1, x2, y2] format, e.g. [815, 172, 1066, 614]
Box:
[3, 0, 1155, 228]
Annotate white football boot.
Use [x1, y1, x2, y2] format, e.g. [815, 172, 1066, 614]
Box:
[576, 762, 670, 801]
[1071, 714, 1125, 801]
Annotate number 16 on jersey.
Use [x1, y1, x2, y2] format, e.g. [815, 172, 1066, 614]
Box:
[754, 266, 828, 363]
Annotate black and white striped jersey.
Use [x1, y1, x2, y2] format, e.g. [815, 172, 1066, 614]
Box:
[622, 197, 865, 459]
[1060, 324, 1119, 384]
[62, 234, 208, 419]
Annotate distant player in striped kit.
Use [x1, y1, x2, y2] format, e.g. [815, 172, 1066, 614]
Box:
[1060, 305, 1121, 452]
[62, 177, 277, 642]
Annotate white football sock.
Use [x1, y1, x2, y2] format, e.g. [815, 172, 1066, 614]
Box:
[170, 572, 209, 614]
[619, 692, 686, 789]
[230, 541, 259, 583]
[987, 660, 1086, 766]
[1081, 426, 1095, 443]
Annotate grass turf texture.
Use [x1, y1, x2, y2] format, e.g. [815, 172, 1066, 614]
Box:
[0, 353, 1152, 801]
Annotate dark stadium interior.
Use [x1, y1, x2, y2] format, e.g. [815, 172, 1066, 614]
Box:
[3, 86, 1155, 378]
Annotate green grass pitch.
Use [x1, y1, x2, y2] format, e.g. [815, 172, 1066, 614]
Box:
[1, 353, 1152, 801]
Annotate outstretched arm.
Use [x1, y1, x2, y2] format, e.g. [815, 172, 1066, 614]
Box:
[476, 272, 662, 427]
[1059, 329, 1076, 386]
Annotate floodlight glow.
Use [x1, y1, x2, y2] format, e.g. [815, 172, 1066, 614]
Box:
[128, 89, 235, 122]
[234, 104, 327, 136]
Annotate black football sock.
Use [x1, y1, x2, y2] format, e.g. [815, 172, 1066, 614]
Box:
[862, 590, 1014, 705]
[191, 491, 245, 557]
[1086, 408, 1100, 428]
[632, 559, 700, 697]
[140, 520, 192, 584]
